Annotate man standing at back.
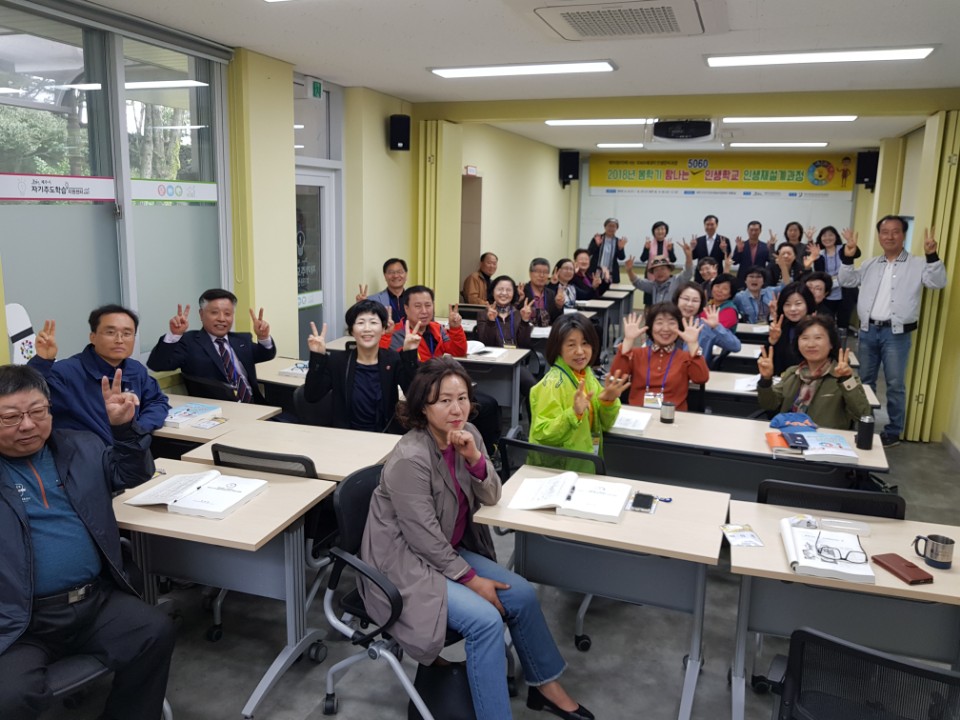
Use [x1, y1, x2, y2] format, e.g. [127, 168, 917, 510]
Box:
[692, 214, 729, 283]
[28, 305, 169, 446]
[732, 220, 771, 285]
[839, 216, 946, 447]
[148, 288, 276, 404]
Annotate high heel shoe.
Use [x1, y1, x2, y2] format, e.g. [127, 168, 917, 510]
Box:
[526, 685, 595, 720]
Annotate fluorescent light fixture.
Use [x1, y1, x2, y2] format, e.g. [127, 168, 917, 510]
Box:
[729, 142, 828, 148]
[546, 118, 656, 127]
[707, 47, 934, 68]
[597, 143, 645, 148]
[432, 61, 614, 79]
[294, 124, 305, 130]
[264, 0, 294, 3]
[723, 115, 857, 123]
[294, 145, 305, 149]
[0, 88, 21, 95]
[57, 80, 208, 91]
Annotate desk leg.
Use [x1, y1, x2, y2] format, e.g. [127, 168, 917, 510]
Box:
[730, 576, 751, 720]
[510, 364, 521, 430]
[132, 532, 157, 605]
[677, 564, 706, 720]
[241, 520, 326, 719]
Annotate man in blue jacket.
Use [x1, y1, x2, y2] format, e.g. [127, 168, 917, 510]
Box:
[147, 288, 277, 403]
[0, 365, 174, 719]
[28, 305, 170, 446]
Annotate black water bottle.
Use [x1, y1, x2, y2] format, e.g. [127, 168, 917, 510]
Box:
[856, 415, 875, 450]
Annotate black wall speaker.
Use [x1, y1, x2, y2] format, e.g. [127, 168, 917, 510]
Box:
[389, 114, 411, 151]
[856, 151, 879, 188]
[559, 150, 579, 186]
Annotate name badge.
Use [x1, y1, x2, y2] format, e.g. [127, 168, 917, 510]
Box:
[643, 392, 663, 409]
[504, 343, 516, 349]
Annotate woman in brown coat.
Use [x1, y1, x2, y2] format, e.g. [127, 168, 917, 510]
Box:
[360, 357, 594, 719]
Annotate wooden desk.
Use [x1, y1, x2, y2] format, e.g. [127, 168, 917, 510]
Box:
[254, 356, 308, 412]
[115, 459, 335, 718]
[181, 423, 399, 482]
[728, 500, 960, 720]
[700, 371, 881, 417]
[714, 345, 860, 372]
[154, 394, 282, 443]
[734, 323, 770, 345]
[475, 465, 729, 720]
[326, 335, 531, 429]
[576, 298, 616, 348]
[600, 289, 631, 341]
[604, 410, 887, 500]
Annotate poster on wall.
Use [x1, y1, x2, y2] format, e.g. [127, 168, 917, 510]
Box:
[0, 172, 116, 201]
[589, 153, 856, 200]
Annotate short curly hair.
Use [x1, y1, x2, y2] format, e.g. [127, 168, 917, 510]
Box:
[396, 357, 477, 430]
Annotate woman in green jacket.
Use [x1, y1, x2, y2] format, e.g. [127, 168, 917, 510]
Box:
[530, 314, 629, 471]
[757, 315, 871, 430]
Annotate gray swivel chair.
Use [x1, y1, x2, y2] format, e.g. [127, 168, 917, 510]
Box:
[49, 654, 173, 719]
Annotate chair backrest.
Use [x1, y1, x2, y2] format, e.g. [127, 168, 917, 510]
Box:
[211, 444, 318, 478]
[293, 385, 334, 427]
[500, 425, 606, 479]
[182, 373, 239, 403]
[688, 382, 705, 413]
[779, 628, 960, 720]
[332, 464, 384, 554]
[757, 479, 905, 519]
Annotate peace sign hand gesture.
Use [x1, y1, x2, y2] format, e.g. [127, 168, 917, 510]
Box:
[307, 321, 327, 354]
[249, 308, 270, 341]
[169, 303, 190, 336]
[448, 304, 462, 329]
[102, 369, 139, 426]
[735, 236, 745, 253]
[768, 315, 784, 345]
[617, 236, 628, 250]
[768, 230, 778, 247]
[599, 369, 631, 403]
[573, 380, 593, 418]
[519, 298, 534, 322]
[768, 292, 780, 321]
[805, 225, 817, 242]
[833, 348, 853, 378]
[486, 303, 498, 321]
[402, 320, 423, 352]
[644, 237, 652, 250]
[385, 307, 396, 335]
[757, 346, 775, 379]
[356, 284, 369, 303]
[554, 289, 566, 308]
[624, 255, 636, 272]
[36, 319, 58, 360]
[923, 226, 938, 254]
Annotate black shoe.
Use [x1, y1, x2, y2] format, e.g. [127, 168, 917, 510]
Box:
[526, 686, 595, 720]
[880, 433, 901, 448]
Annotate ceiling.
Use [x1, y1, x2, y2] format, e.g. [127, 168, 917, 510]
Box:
[90, 0, 960, 152]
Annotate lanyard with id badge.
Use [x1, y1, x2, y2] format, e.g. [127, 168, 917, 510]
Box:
[644, 346, 677, 409]
[557, 364, 601, 455]
[496, 314, 516, 349]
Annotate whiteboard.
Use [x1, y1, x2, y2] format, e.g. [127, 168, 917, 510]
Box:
[577, 161, 857, 251]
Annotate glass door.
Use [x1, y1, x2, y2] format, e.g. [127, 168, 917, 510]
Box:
[295, 173, 334, 358]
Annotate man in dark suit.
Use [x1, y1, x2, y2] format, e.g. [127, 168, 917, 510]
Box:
[692, 214, 729, 283]
[731, 220, 772, 286]
[147, 288, 276, 403]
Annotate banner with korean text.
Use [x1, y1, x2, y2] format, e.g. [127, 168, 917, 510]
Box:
[589, 153, 856, 199]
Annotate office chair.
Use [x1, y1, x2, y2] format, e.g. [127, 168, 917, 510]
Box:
[292, 385, 334, 426]
[499, 426, 606, 652]
[750, 481, 906, 696]
[49, 654, 173, 719]
[205, 445, 334, 649]
[772, 627, 960, 720]
[181, 373, 239, 403]
[320, 464, 516, 717]
[687, 382, 706, 413]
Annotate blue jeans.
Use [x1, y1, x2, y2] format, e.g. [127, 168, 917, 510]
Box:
[446, 550, 566, 719]
[857, 325, 912, 436]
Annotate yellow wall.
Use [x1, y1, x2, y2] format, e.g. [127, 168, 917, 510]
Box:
[899, 127, 926, 217]
[344, 88, 417, 300]
[459, 124, 573, 282]
[227, 49, 298, 350]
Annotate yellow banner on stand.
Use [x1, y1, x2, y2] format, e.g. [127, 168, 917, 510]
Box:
[589, 153, 856, 198]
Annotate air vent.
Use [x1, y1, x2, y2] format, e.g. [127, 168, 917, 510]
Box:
[533, 0, 722, 41]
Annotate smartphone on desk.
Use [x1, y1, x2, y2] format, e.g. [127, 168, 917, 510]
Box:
[630, 492, 656, 513]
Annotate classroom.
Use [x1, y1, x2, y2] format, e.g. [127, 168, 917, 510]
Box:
[1, 1, 959, 719]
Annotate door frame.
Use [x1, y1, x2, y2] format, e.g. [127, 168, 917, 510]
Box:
[295, 166, 343, 341]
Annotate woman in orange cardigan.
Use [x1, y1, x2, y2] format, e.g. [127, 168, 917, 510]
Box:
[610, 302, 710, 411]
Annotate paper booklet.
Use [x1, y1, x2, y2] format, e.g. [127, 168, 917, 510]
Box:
[783, 431, 860, 464]
[779, 517, 875, 584]
[466, 341, 508, 359]
[765, 432, 804, 457]
[164, 402, 222, 428]
[734, 374, 761, 392]
[508, 471, 632, 523]
[612, 407, 653, 436]
[124, 470, 267, 520]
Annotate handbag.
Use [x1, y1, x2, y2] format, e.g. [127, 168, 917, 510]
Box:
[407, 661, 477, 720]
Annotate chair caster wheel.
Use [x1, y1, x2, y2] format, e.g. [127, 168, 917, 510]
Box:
[751, 675, 771, 694]
[507, 675, 518, 697]
[574, 634, 591, 652]
[323, 694, 338, 715]
[205, 625, 223, 642]
[308, 641, 327, 663]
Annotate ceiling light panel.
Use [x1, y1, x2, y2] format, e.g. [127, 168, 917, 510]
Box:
[431, 61, 614, 79]
[707, 47, 934, 68]
[546, 118, 656, 126]
[729, 142, 828, 148]
[724, 116, 857, 123]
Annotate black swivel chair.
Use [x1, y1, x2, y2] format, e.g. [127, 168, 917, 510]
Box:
[293, 385, 334, 426]
[48, 655, 174, 719]
[499, 426, 607, 652]
[203, 445, 333, 651]
[750, 480, 906, 696]
[773, 627, 960, 720]
[181, 373, 239, 403]
[320, 464, 516, 717]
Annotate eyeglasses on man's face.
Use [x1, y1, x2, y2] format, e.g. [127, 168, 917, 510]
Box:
[0, 405, 52, 427]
